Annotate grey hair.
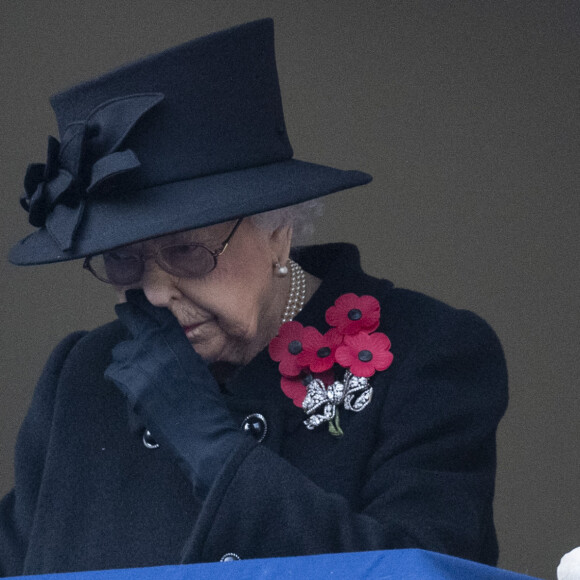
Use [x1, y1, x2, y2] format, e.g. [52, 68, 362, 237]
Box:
[250, 199, 324, 246]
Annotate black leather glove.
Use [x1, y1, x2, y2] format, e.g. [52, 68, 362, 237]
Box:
[105, 289, 244, 498]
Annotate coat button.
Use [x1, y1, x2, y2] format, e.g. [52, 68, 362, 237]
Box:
[241, 413, 267, 443]
[220, 552, 241, 562]
[142, 429, 159, 449]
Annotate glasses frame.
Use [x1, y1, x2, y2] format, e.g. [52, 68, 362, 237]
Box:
[83, 218, 243, 285]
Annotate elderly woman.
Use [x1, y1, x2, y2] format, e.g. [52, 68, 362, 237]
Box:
[0, 19, 507, 575]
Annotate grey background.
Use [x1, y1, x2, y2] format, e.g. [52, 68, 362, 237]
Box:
[0, 2, 577, 579]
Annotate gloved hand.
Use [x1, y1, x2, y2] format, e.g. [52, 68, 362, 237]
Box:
[105, 289, 244, 498]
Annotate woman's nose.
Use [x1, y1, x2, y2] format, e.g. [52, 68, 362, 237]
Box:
[139, 259, 182, 307]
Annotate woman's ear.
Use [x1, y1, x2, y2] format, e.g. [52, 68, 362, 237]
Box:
[269, 224, 293, 265]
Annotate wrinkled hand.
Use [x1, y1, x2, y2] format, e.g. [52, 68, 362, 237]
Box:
[105, 289, 243, 498]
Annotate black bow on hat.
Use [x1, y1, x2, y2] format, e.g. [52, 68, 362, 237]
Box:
[20, 94, 163, 251]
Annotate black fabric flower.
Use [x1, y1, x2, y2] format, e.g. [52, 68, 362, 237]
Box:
[21, 135, 74, 228]
[19, 93, 164, 251]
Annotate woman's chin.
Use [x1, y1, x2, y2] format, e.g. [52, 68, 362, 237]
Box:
[188, 335, 232, 364]
[195, 340, 251, 366]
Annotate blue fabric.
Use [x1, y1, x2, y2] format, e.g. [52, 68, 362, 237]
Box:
[6, 550, 540, 580]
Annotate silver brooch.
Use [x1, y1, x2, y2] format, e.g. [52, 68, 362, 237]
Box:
[302, 371, 373, 436]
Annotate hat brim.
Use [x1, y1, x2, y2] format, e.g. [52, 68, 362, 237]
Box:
[9, 159, 371, 265]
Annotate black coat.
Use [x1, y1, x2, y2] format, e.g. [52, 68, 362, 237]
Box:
[0, 244, 508, 575]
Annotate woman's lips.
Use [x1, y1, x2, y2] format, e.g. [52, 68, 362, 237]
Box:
[182, 321, 209, 339]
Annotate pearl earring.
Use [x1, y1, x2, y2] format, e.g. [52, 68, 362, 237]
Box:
[274, 261, 289, 277]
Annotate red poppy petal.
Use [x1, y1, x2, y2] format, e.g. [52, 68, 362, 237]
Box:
[279, 320, 305, 340]
[325, 294, 355, 327]
[335, 293, 358, 309]
[335, 344, 356, 367]
[360, 319, 380, 333]
[281, 376, 307, 407]
[308, 354, 336, 373]
[268, 337, 287, 361]
[317, 369, 336, 386]
[349, 295, 380, 333]
[342, 332, 368, 350]
[372, 350, 394, 372]
[296, 352, 314, 369]
[360, 295, 380, 315]
[372, 331, 390, 344]
[301, 326, 324, 351]
[325, 305, 341, 328]
[324, 328, 344, 348]
[269, 321, 305, 359]
[279, 355, 305, 377]
[344, 316, 376, 335]
[349, 360, 376, 378]
[369, 332, 392, 351]
[344, 293, 361, 305]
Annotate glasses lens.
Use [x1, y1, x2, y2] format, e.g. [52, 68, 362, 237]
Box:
[159, 244, 216, 277]
[90, 252, 143, 285]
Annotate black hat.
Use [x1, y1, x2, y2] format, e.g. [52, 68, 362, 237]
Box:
[9, 19, 371, 265]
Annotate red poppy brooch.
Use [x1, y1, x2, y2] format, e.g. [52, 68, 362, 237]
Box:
[268, 293, 393, 436]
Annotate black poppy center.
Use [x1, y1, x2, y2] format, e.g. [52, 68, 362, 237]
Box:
[347, 308, 362, 321]
[358, 349, 373, 362]
[317, 346, 332, 358]
[288, 340, 303, 355]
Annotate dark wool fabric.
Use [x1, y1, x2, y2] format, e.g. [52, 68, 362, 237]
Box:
[0, 244, 508, 575]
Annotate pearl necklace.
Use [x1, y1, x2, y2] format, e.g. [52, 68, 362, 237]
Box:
[281, 259, 306, 323]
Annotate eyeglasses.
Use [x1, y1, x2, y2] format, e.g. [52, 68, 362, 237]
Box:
[83, 218, 243, 285]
